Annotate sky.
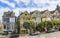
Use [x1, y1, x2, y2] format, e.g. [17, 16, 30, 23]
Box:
[0, 0, 60, 22]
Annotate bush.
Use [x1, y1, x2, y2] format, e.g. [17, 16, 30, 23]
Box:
[23, 20, 36, 33]
[2, 31, 8, 35]
[52, 20, 60, 25]
[38, 22, 44, 28]
[37, 21, 54, 32]
[44, 21, 54, 28]
[37, 22, 45, 31]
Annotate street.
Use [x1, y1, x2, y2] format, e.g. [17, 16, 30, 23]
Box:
[20, 31, 60, 38]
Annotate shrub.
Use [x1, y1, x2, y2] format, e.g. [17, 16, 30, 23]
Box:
[52, 20, 60, 25]
[23, 20, 36, 33]
[44, 21, 54, 28]
[37, 21, 54, 31]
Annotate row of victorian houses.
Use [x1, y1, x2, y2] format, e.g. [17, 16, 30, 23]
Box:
[0, 5, 60, 34]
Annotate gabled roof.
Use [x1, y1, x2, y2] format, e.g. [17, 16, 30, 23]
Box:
[30, 10, 40, 15]
[50, 10, 55, 14]
[40, 9, 49, 14]
[20, 11, 29, 15]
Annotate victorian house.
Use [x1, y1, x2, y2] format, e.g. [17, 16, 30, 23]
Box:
[52, 5, 60, 20]
[30, 10, 42, 24]
[18, 11, 31, 34]
[41, 10, 52, 21]
[2, 11, 16, 33]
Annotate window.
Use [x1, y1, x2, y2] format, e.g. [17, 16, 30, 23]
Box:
[7, 24, 11, 31]
[32, 17, 36, 20]
[3, 17, 6, 22]
[6, 18, 9, 23]
[25, 14, 27, 15]
[3, 17, 10, 23]
[56, 16, 59, 19]
[10, 18, 15, 22]
[4, 24, 6, 29]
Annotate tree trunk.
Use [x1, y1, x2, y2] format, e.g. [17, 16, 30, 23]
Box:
[29, 28, 33, 34]
[44, 27, 47, 32]
[27, 29, 30, 34]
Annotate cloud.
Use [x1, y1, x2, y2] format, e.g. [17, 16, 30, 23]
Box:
[14, 0, 30, 5]
[33, 0, 60, 10]
[0, 0, 15, 8]
[0, 0, 60, 22]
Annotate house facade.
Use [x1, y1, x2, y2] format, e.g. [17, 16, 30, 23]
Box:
[18, 11, 31, 34]
[41, 10, 52, 21]
[52, 5, 60, 20]
[30, 10, 42, 24]
[2, 11, 16, 33]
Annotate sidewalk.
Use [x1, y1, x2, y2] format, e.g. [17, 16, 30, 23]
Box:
[0, 35, 10, 38]
[20, 34, 29, 37]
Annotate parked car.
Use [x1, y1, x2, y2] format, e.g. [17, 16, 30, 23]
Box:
[30, 31, 40, 36]
[10, 34, 19, 38]
[46, 28, 55, 33]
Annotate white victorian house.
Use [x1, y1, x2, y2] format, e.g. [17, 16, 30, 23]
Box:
[2, 11, 16, 33]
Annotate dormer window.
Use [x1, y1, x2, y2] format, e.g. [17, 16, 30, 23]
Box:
[25, 14, 27, 15]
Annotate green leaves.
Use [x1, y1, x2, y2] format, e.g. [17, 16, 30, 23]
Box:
[38, 22, 44, 28]
[23, 21, 30, 29]
[23, 20, 36, 29]
[37, 21, 54, 29]
[53, 20, 60, 25]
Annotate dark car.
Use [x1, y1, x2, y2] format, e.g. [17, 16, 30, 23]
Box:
[30, 31, 40, 36]
[2, 32, 8, 35]
[46, 28, 55, 33]
[10, 34, 19, 38]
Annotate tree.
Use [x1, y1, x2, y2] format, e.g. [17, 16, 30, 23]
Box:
[52, 20, 60, 30]
[44, 21, 54, 28]
[37, 22, 45, 32]
[37, 21, 54, 32]
[23, 20, 36, 34]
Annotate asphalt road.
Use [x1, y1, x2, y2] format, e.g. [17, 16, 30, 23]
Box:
[20, 31, 60, 38]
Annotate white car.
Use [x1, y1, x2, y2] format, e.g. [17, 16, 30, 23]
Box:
[47, 28, 55, 33]
[30, 31, 40, 36]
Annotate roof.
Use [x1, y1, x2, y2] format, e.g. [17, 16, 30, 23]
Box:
[50, 10, 55, 14]
[40, 9, 49, 14]
[30, 10, 40, 15]
[3, 11, 15, 17]
[20, 11, 29, 15]
[55, 5, 60, 12]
